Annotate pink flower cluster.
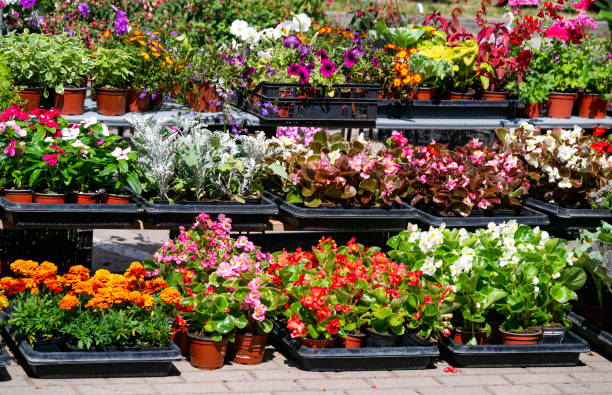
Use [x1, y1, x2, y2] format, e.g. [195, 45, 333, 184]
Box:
[275, 126, 320, 144]
[544, 13, 597, 43]
[507, 0, 539, 6]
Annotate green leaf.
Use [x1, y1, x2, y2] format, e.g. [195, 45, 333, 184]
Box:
[373, 306, 392, 319]
[550, 284, 577, 303]
[212, 315, 234, 334]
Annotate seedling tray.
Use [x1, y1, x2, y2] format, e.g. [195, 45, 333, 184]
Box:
[568, 312, 612, 361]
[439, 331, 589, 368]
[0, 197, 143, 227]
[242, 82, 379, 127]
[1, 325, 180, 378]
[265, 192, 418, 231]
[377, 99, 523, 119]
[138, 196, 277, 230]
[524, 198, 612, 230]
[269, 324, 439, 371]
[413, 205, 549, 228]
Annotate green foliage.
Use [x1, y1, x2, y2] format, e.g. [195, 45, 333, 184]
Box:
[91, 45, 133, 89]
[575, 38, 612, 100]
[0, 31, 52, 87]
[0, 61, 21, 110]
[40, 34, 93, 96]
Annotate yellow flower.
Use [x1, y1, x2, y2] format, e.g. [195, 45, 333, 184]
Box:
[140, 51, 150, 60]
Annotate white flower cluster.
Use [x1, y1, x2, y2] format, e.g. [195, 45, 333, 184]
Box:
[230, 13, 311, 45]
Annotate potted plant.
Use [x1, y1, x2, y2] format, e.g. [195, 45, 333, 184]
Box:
[91, 45, 133, 116]
[540, 41, 581, 118]
[43, 35, 93, 115]
[0, 61, 22, 111]
[515, 69, 553, 119]
[406, 52, 452, 100]
[445, 40, 478, 100]
[576, 38, 612, 119]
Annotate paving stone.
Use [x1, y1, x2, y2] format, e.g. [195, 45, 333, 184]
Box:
[581, 352, 609, 362]
[458, 367, 527, 375]
[488, 384, 561, 395]
[297, 378, 372, 390]
[367, 377, 440, 388]
[274, 392, 346, 395]
[253, 369, 328, 380]
[0, 376, 32, 386]
[0, 386, 78, 395]
[325, 370, 395, 379]
[392, 368, 450, 377]
[524, 365, 594, 374]
[78, 384, 157, 394]
[553, 383, 612, 394]
[588, 362, 612, 372]
[570, 372, 612, 383]
[153, 382, 229, 393]
[504, 373, 577, 384]
[29, 378, 111, 385]
[142, 375, 186, 383]
[437, 374, 508, 386]
[348, 389, 418, 395]
[226, 379, 304, 392]
[416, 386, 491, 395]
[179, 370, 253, 382]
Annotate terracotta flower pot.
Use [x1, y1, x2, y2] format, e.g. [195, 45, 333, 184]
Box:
[547, 92, 578, 118]
[415, 87, 437, 100]
[481, 91, 508, 101]
[170, 326, 190, 356]
[53, 87, 87, 115]
[301, 337, 335, 349]
[449, 90, 475, 101]
[72, 192, 99, 204]
[499, 327, 543, 345]
[582, 304, 605, 327]
[338, 333, 364, 348]
[188, 333, 228, 370]
[452, 327, 487, 345]
[188, 84, 223, 113]
[4, 189, 33, 203]
[149, 93, 163, 110]
[230, 333, 267, 365]
[33, 193, 67, 204]
[578, 94, 608, 119]
[95, 88, 128, 116]
[522, 102, 543, 119]
[127, 88, 150, 113]
[101, 193, 132, 204]
[18, 87, 43, 112]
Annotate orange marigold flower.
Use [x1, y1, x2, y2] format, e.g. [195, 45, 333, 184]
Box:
[127, 290, 145, 305]
[142, 294, 156, 310]
[92, 269, 112, 287]
[10, 259, 38, 277]
[143, 278, 167, 294]
[58, 293, 80, 310]
[393, 78, 402, 88]
[413, 74, 423, 84]
[397, 49, 409, 59]
[43, 277, 64, 294]
[160, 288, 181, 305]
[0, 277, 26, 295]
[72, 279, 95, 296]
[125, 262, 146, 279]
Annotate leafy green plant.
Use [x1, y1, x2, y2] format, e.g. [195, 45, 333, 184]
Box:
[406, 52, 452, 89]
[40, 34, 94, 96]
[91, 45, 133, 89]
[575, 38, 612, 100]
[539, 40, 581, 93]
[0, 31, 52, 88]
[0, 61, 21, 109]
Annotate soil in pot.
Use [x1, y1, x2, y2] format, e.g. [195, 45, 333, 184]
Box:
[72, 192, 99, 204]
[188, 333, 228, 370]
[101, 193, 132, 204]
[4, 189, 33, 203]
[449, 90, 475, 101]
[34, 193, 67, 204]
[337, 333, 365, 348]
[127, 88, 150, 113]
[578, 94, 608, 119]
[18, 87, 43, 112]
[547, 92, 577, 118]
[453, 327, 487, 345]
[364, 328, 402, 347]
[499, 327, 543, 345]
[96, 88, 128, 116]
[522, 102, 543, 119]
[230, 333, 267, 365]
[301, 337, 335, 349]
[53, 87, 87, 115]
[481, 91, 508, 101]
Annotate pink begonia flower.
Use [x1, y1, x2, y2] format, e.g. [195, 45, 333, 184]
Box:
[507, 0, 539, 4]
[4, 140, 17, 156]
[544, 23, 569, 41]
[574, 12, 597, 29]
[252, 303, 267, 321]
[477, 199, 492, 210]
[244, 290, 260, 307]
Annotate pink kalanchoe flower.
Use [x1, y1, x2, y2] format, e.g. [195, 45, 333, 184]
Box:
[507, 0, 539, 5]
[571, 0, 595, 10]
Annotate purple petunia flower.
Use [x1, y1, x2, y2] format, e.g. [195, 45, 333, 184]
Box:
[372, 57, 379, 69]
[320, 60, 336, 78]
[314, 49, 328, 61]
[297, 66, 310, 85]
[78, 3, 89, 18]
[283, 34, 302, 50]
[344, 50, 357, 68]
[287, 63, 302, 76]
[112, 6, 129, 36]
[352, 46, 364, 60]
[27, 11, 42, 28]
[20, 0, 35, 9]
[299, 45, 312, 59]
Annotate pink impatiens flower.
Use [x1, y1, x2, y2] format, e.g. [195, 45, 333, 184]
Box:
[43, 153, 58, 166]
[4, 140, 17, 156]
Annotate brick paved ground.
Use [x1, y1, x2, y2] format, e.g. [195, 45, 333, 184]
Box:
[1, 347, 611, 395]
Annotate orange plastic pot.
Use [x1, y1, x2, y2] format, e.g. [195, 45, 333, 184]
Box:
[578, 94, 608, 119]
[230, 333, 267, 365]
[449, 90, 475, 101]
[522, 102, 543, 119]
[499, 327, 542, 345]
[73, 192, 98, 204]
[18, 87, 43, 112]
[415, 87, 437, 100]
[481, 91, 508, 101]
[452, 328, 487, 345]
[188, 334, 227, 370]
[101, 193, 131, 204]
[338, 334, 364, 348]
[54, 88, 86, 115]
[301, 338, 335, 349]
[33, 193, 67, 204]
[188, 84, 222, 112]
[127, 88, 150, 113]
[4, 189, 33, 203]
[547, 92, 577, 118]
[96, 88, 128, 116]
[170, 326, 190, 356]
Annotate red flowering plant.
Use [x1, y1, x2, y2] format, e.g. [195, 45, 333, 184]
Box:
[387, 131, 531, 217]
[145, 213, 285, 341]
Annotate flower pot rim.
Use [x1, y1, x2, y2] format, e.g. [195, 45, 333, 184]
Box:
[4, 189, 33, 193]
[17, 86, 43, 91]
[364, 327, 401, 337]
[187, 332, 228, 342]
[499, 327, 543, 336]
[95, 87, 129, 93]
[450, 89, 476, 95]
[549, 91, 578, 97]
[60, 87, 88, 92]
[34, 192, 67, 197]
[454, 326, 487, 334]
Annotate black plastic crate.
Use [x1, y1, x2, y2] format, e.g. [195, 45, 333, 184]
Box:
[0, 197, 143, 228]
[1, 325, 181, 378]
[265, 192, 418, 231]
[269, 324, 438, 371]
[413, 206, 549, 229]
[439, 331, 589, 368]
[139, 196, 277, 230]
[378, 99, 524, 119]
[0, 345, 9, 367]
[525, 198, 612, 230]
[0, 229, 92, 275]
[568, 312, 612, 361]
[242, 82, 379, 127]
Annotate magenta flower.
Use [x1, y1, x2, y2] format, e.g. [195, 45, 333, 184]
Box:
[43, 153, 58, 166]
[320, 60, 336, 78]
[297, 66, 310, 85]
[372, 57, 379, 68]
[20, 0, 35, 9]
[314, 49, 328, 61]
[78, 3, 89, 18]
[299, 45, 312, 58]
[4, 140, 17, 157]
[287, 63, 302, 76]
[344, 50, 357, 68]
[283, 34, 302, 49]
[544, 23, 569, 41]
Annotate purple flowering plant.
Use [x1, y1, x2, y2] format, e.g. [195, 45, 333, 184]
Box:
[146, 213, 286, 340]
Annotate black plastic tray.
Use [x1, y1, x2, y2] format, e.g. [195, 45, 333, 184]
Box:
[413, 205, 549, 228]
[0, 197, 143, 227]
[439, 331, 589, 368]
[378, 99, 523, 119]
[269, 324, 438, 371]
[265, 192, 418, 231]
[1, 324, 180, 378]
[568, 312, 612, 361]
[0, 345, 9, 367]
[139, 196, 277, 230]
[524, 198, 612, 230]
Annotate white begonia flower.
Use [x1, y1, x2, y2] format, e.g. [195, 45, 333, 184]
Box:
[81, 117, 98, 129]
[111, 147, 131, 160]
[558, 178, 572, 189]
[534, 286, 539, 293]
[230, 20, 249, 37]
[328, 150, 341, 164]
[356, 133, 367, 145]
[553, 272, 561, 279]
[44, 136, 54, 143]
[540, 231, 549, 241]
[292, 13, 312, 32]
[257, 50, 272, 60]
[533, 277, 539, 285]
[61, 128, 79, 140]
[101, 123, 110, 136]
